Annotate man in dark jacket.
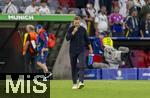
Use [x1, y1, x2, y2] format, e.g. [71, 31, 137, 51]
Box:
[66, 16, 93, 89]
[140, 13, 150, 37]
[140, 0, 150, 19]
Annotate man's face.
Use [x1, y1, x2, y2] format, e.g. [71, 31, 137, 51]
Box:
[86, 3, 93, 9]
[114, 7, 119, 13]
[148, 0, 150, 4]
[32, 0, 36, 6]
[5, 0, 11, 4]
[132, 11, 138, 17]
[73, 19, 80, 27]
[147, 14, 150, 21]
[41, 2, 47, 7]
[101, 6, 107, 14]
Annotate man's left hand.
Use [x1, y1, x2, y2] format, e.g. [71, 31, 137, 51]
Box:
[89, 49, 93, 54]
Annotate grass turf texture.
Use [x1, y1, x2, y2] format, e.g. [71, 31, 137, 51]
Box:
[50, 80, 150, 98]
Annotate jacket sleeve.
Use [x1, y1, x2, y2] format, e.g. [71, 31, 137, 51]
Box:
[66, 27, 74, 41]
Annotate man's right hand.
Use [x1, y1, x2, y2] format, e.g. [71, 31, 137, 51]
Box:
[72, 27, 78, 35]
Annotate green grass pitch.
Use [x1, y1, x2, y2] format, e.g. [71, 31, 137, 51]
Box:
[50, 80, 150, 98]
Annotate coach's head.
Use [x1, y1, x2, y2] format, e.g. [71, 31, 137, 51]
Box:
[73, 16, 81, 27]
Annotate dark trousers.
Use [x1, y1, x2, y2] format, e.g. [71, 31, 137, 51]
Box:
[24, 51, 36, 73]
[70, 51, 85, 84]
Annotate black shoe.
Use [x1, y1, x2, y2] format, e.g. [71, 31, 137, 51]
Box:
[45, 72, 52, 79]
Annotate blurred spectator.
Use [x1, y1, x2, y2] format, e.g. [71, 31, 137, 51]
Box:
[109, 7, 124, 37]
[140, 0, 150, 19]
[68, 9, 76, 14]
[25, 0, 38, 14]
[130, 49, 150, 68]
[130, 50, 147, 68]
[99, 0, 112, 15]
[2, 0, 18, 14]
[82, 3, 96, 36]
[58, 0, 75, 8]
[140, 13, 150, 37]
[80, 16, 87, 30]
[49, 0, 59, 9]
[125, 8, 140, 37]
[55, 6, 63, 14]
[133, 6, 141, 15]
[133, 0, 146, 8]
[49, 0, 59, 14]
[76, 0, 88, 9]
[112, 0, 120, 9]
[38, 0, 51, 14]
[119, 0, 128, 17]
[62, 7, 69, 14]
[130, 0, 143, 15]
[126, 0, 134, 16]
[90, 0, 106, 15]
[94, 0, 100, 15]
[95, 6, 108, 37]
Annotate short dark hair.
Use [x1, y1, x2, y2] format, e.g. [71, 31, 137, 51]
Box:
[40, 0, 48, 3]
[130, 6, 138, 14]
[74, 16, 81, 20]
